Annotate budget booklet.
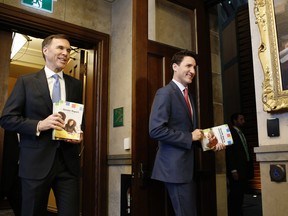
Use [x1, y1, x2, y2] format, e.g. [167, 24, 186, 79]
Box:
[52, 101, 84, 141]
[201, 124, 233, 151]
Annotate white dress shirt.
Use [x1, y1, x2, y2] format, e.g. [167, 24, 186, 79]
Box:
[44, 66, 66, 101]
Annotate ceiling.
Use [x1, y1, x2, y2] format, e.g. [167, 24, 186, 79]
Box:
[10, 35, 44, 78]
[10, 34, 78, 78]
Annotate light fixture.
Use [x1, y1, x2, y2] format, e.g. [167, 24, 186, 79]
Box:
[10, 32, 31, 60]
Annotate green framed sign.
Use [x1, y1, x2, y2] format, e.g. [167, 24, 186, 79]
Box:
[22, 0, 53, 13]
[113, 107, 124, 127]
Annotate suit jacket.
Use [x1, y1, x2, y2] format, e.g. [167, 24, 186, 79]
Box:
[149, 81, 198, 183]
[225, 126, 254, 181]
[0, 69, 83, 180]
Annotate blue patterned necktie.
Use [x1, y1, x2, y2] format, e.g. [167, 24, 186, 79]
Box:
[52, 74, 61, 103]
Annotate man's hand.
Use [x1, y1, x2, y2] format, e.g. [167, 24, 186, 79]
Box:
[211, 143, 226, 151]
[232, 171, 239, 181]
[65, 133, 83, 145]
[192, 129, 204, 141]
[37, 113, 65, 132]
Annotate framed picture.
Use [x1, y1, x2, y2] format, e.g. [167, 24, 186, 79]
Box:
[254, 0, 288, 112]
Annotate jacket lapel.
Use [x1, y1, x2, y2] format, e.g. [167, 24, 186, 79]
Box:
[189, 94, 197, 129]
[169, 81, 194, 124]
[63, 74, 72, 101]
[34, 69, 53, 111]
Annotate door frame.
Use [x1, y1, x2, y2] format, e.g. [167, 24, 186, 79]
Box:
[0, 3, 109, 216]
[132, 0, 216, 215]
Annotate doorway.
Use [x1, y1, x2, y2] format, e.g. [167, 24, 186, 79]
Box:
[0, 3, 109, 216]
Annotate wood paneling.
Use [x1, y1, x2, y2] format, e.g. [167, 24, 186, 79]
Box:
[236, 5, 261, 192]
[0, 31, 13, 195]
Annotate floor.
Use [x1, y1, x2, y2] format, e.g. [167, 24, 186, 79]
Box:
[0, 194, 262, 216]
[0, 209, 56, 216]
[243, 193, 262, 216]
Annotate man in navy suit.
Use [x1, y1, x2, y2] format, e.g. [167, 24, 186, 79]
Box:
[226, 113, 254, 216]
[0, 34, 83, 216]
[149, 50, 225, 216]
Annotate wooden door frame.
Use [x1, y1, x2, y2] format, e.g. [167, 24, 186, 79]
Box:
[0, 3, 109, 216]
[131, 1, 149, 215]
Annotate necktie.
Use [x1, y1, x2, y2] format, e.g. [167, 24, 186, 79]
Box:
[184, 88, 192, 117]
[238, 129, 250, 161]
[52, 74, 61, 103]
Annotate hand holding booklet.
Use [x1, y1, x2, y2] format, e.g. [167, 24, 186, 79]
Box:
[52, 101, 84, 141]
[201, 124, 233, 151]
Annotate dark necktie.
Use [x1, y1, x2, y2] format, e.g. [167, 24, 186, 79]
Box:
[184, 88, 192, 117]
[238, 129, 250, 161]
[52, 74, 61, 103]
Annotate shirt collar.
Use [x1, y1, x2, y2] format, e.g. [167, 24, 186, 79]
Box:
[172, 79, 186, 92]
[44, 66, 63, 79]
[233, 126, 241, 132]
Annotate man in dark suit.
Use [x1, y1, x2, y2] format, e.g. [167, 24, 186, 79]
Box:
[149, 50, 225, 216]
[226, 113, 254, 216]
[0, 34, 83, 216]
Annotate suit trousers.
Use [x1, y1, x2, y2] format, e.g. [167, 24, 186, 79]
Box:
[21, 148, 80, 216]
[165, 181, 197, 216]
[5, 178, 21, 216]
[227, 178, 247, 216]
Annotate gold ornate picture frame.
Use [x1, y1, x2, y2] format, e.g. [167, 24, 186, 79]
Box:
[254, 0, 288, 112]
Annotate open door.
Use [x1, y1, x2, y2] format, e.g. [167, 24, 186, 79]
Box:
[131, 40, 181, 216]
[0, 32, 91, 215]
[132, 0, 217, 215]
[132, 40, 217, 216]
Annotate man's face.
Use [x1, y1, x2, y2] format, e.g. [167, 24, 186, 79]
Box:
[172, 56, 196, 87]
[43, 38, 71, 72]
[235, 115, 245, 127]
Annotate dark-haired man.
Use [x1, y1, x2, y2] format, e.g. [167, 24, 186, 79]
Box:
[149, 50, 225, 216]
[226, 113, 254, 216]
[0, 34, 83, 216]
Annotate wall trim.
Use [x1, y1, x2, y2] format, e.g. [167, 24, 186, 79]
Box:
[255, 145, 288, 162]
[108, 154, 132, 165]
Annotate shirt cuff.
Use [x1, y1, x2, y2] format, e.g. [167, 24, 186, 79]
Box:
[36, 121, 42, 136]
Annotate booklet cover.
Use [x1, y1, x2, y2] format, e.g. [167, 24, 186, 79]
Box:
[52, 101, 84, 141]
[201, 124, 233, 151]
